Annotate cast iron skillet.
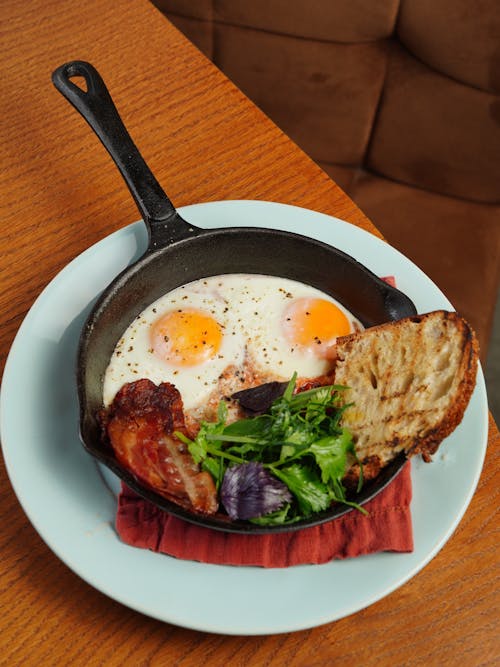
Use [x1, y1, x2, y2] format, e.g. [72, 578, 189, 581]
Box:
[52, 61, 416, 533]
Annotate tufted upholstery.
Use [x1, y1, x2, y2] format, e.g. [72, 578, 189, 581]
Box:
[152, 0, 500, 361]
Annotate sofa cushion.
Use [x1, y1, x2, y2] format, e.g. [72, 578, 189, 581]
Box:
[366, 45, 500, 203]
[214, 23, 388, 165]
[398, 0, 500, 93]
[214, 0, 399, 42]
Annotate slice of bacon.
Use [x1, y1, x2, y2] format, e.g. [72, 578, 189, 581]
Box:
[101, 379, 218, 515]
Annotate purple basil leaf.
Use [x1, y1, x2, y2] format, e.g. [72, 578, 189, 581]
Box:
[221, 462, 292, 520]
[231, 381, 288, 414]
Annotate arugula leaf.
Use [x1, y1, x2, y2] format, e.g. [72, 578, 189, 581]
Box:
[201, 456, 225, 489]
[222, 414, 272, 437]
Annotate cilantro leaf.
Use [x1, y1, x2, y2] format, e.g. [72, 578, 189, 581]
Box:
[272, 463, 332, 515]
[309, 428, 353, 485]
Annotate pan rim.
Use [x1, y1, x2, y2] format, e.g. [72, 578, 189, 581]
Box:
[76, 206, 417, 534]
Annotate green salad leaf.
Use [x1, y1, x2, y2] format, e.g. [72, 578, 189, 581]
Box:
[272, 463, 332, 515]
[176, 373, 367, 524]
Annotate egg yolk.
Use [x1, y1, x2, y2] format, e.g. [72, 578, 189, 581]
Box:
[282, 297, 351, 358]
[150, 309, 222, 366]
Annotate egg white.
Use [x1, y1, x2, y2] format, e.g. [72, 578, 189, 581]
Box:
[103, 282, 245, 410]
[103, 274, 362, 411]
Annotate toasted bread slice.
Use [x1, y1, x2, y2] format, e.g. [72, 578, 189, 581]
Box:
[334, 311, 479, 481]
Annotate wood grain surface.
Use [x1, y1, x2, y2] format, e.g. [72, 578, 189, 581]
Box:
[0, 1, 498, 665]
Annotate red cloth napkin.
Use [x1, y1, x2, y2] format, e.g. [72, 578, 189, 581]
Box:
[116, 463, 412, 567]
[115, 274, 414, 567]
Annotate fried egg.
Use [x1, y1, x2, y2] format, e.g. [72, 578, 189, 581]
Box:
[103, 274, 362, 412]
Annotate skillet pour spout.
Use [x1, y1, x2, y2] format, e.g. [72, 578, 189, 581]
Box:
[52, 61, 416, 534]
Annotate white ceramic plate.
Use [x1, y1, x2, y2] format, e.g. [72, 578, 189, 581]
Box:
[0, 201, 488, 635]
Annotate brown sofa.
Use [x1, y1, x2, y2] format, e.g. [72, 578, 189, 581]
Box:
[152, 0, 500, 362]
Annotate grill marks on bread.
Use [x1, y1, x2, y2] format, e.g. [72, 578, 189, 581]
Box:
[334, 311, 478, 474]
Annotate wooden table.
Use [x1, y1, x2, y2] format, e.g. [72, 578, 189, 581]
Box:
[1, 1, 498, 664]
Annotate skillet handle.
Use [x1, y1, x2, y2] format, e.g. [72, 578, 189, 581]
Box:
[52, 60, 199, 247]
